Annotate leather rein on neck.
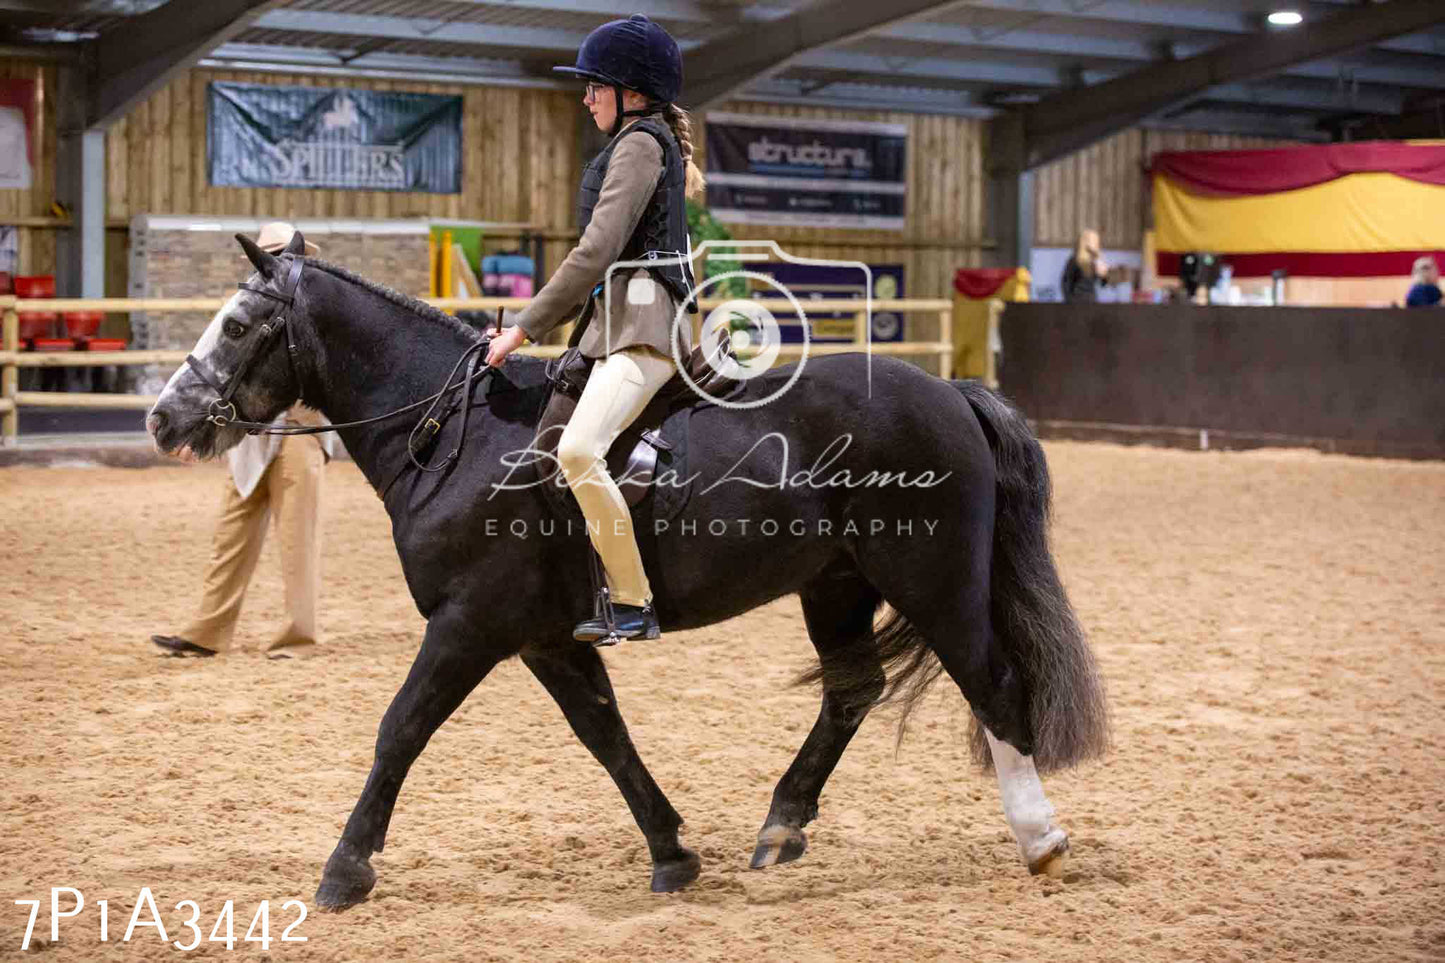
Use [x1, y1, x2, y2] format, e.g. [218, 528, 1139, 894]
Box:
[185, 257, 498, 493]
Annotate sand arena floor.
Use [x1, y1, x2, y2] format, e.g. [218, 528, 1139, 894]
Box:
[0, 441, 1442, 962]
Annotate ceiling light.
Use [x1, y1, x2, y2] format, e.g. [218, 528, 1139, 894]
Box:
[20, 27, 100, 43]
[1267, 11, 1303, 26]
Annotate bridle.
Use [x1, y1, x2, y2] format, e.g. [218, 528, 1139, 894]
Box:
[183, 254, 499, 497]
[186, 255, 307, 431]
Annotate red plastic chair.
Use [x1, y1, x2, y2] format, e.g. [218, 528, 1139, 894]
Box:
[15, 275, 59, 343]
[14, 275, 54, 299]
[19, 312, 57, 340]
[64, 311, 104, 340]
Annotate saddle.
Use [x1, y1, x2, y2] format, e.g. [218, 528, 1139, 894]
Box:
[534, 334, 741, 523]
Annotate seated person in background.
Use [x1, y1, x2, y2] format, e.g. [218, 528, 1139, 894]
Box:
[1061, 228, 1109, 303]
[1405, 256, 1441, 307]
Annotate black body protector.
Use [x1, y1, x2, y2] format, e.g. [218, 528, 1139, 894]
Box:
[576, 118, 697, 320]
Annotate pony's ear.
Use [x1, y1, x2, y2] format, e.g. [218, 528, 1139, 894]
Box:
[237, 233, 279, 279]
[282, 230, 307, 257]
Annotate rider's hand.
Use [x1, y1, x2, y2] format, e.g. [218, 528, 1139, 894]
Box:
[486, 324, 527, 366]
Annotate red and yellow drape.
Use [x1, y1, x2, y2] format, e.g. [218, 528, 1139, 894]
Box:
[1153, 142, 1445, 278]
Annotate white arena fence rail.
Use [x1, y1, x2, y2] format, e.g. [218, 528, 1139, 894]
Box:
[0, 296, 954, 445]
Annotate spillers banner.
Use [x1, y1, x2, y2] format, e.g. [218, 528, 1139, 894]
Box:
[207, 82, 462, 193]
[704, 112, 907, 229]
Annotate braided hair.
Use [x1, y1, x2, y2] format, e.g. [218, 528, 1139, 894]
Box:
[662, 102, 705, 199]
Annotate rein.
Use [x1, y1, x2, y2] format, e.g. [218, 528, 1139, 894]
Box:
[188, 257, 503, 498]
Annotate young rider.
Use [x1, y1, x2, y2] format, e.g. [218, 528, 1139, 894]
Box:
[484, 15, 706, 644]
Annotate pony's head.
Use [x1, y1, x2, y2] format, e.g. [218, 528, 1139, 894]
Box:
[147, 231, 311, 459]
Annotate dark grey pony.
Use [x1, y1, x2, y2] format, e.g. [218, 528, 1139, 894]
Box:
[147, 233, 1108, 910]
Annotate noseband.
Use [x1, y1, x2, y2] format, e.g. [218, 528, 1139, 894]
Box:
[186, 255, 306, 429]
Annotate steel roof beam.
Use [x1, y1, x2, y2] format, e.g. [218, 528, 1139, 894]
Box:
[1009, 0, 1445, 168]
[1203, 81, 1402, 115]
[1144, 107, 1330, 141]
[208, 42, 546, 78]
[249, 8, 1445, 107]
[877, 20, 1445, 83]
[251, 9, 586, 54]
[791, 48, 1114, 89]
[88, 0, 283, 128]
[682, 0, 968, 108]
[209, 37, 1414, 118]
[956, 0, 1442, 57]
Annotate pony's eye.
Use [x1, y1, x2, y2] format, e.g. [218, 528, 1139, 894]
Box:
[224, 320, 246, 338]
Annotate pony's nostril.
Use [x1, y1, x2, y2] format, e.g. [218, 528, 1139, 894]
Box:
[147, 409, 169, 437]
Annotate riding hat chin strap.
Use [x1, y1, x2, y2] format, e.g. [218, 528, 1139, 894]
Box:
[609, 85, 661, 136]
[186, 255, 305, 429]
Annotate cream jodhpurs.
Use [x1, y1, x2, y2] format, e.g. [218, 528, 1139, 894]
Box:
[557, 346, 677, 607]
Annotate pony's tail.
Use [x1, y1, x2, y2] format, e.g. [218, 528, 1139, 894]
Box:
[795, 381, 1108, 772]
[955, 380, 1110, 774]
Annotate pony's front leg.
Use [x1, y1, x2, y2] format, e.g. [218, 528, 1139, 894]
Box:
[316, 609, 502, 910]
[984, 729, 1070, 877]
[520, 644, 700, 893]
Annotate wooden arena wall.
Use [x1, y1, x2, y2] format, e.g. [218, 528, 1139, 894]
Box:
[998, 301, 1445, 458]
[1031, 128, 1302, 251]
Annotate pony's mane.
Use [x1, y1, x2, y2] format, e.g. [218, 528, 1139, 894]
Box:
[300, 256, 483, 342]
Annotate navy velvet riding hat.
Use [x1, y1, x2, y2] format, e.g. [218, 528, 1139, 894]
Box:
[553, 15, 683, 104]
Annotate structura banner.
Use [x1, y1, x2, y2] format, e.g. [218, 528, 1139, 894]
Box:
[207, 82, 462, 193]
[704, 112, 907, 229]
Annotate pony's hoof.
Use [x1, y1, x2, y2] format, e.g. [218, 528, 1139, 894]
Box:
[750, 824, 807, 869]
[1027, 837, 1070, 879]
[650, 849, 701, 893]
[315, 846, 377, 911]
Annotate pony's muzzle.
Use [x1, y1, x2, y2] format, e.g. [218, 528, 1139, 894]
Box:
[147, 402, 191, 454]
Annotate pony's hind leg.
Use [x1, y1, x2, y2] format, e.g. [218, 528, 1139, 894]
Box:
[752, 571, 884, 870]
[984, 728, 1069, 876]
[858, 528, 1070, 877]
[316, 607, 502, 910]
[520, 644, 700, 893]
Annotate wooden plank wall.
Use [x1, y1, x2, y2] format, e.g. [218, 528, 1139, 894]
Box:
[90, 68, 583, 295]
[0, 60, 59, 277]
[1033, 128, 1301, 249]
[104, 68, 581, 269]
[5, 59, 1306, 306]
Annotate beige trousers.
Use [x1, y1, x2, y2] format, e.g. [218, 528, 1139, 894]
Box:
[179, 434, 324, 652]
[557, 345, 677, 607]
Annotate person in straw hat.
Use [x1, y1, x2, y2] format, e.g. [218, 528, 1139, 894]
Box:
[150, 221, 333, 660]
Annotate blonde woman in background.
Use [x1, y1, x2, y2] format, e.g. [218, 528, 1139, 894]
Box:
[1061, 228, 1109, 303]
[151, 222, 333, 660]
[1405, 255, 1442, 307]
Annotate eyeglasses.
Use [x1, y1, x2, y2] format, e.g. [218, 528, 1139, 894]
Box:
[584, 82, 608, 101]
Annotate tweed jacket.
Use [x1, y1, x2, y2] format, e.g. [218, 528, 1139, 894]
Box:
[512, 115, 693, 361]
